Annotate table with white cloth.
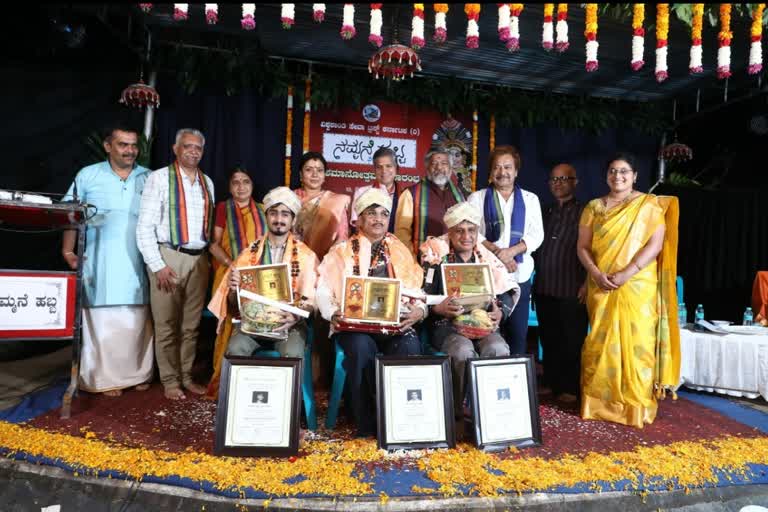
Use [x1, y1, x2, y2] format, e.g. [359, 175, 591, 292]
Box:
[679, 326, 768, 401]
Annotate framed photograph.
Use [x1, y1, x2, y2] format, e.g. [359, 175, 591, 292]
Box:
[236, 263, 292, 339]
[340, 275, 401, 326]
[441, 263, 494, 310]
[214, 356, 302, 457]
[376, 355, 455, 451]
[466, 356, 542, 451]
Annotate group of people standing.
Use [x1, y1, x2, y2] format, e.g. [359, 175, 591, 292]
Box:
[63, 122, 678, 436]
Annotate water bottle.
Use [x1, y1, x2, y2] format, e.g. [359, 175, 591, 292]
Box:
[678, 303, 687, 327]
[694, 304, 705, 331]
[744, 307, 754, 326]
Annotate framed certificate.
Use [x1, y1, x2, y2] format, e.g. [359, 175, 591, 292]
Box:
[466, 356, 542, 451]
[236, 263, 292, 339]
[214, 356, 302, 457]
[375, 355, 455, 451]
[441, 263, 494, 310]
[340, 275, 401, 326]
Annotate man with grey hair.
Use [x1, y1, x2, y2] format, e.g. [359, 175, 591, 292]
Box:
[137, 128, 215, 400]
[395, 149, 465, 256]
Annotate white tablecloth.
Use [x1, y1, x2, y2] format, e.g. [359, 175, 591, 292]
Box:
[679, 327, 768, 400]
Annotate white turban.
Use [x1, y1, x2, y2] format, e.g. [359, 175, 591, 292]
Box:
[263, 186, 302, 216]
[354, 187, 392, 216]
[444, 202, 482, 229]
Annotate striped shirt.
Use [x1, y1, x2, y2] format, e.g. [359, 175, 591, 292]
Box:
[533, 198, 585, 298]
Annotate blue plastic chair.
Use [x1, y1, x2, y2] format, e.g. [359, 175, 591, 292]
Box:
[325, 336, 347, 429]
[676, 275, 684, 304]
[528, 271, 543, 361]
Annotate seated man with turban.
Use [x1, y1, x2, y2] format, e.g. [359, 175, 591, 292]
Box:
[206, 187, 320, 396]
[316, 188, 426, 437]
[420, 202, 520, 419]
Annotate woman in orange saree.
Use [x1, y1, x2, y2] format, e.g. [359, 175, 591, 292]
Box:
[205, 168, 266, 398]
[577, 153, 679, 428]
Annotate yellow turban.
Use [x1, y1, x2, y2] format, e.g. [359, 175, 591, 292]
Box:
[263, 186, 302, 216]
[444, 202, 482, 229]
[354, 187, 392, 216]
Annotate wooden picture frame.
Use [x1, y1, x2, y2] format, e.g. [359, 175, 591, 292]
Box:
[375, 355, 455, 451]
[466, 356, 542, 451]
[214, 356, 302, 457]
[340, 275, 402, 326]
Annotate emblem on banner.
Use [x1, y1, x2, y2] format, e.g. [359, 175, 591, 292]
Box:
[362, 104, 381, 123]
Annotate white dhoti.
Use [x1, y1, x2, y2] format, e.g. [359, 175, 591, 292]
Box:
[79, 305, 154, 392]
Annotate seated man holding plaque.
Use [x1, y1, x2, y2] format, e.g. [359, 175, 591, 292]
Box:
[420, 202, 520, 419]
[207, 187, 319, 396]
[316, 188, 426, 437]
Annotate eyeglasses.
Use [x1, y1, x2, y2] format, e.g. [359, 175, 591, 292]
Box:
[608, 168, 633, 176]
[548, 176, 577, 184]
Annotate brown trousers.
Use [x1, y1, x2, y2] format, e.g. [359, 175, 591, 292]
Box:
[147, 246, 209, 390]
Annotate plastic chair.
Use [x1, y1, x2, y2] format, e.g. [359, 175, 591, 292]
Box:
[528, 271, 543, 361]
[676, 275, 684, 304]
[325, 336, 347, 429]
[256, 322, 318, 431]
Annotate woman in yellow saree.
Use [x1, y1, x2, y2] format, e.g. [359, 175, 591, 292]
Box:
[205, 168, 266, 398]
[577, 153, 679, 428]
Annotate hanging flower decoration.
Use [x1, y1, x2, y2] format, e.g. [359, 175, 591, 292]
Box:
[341, 4, 356, 40]
[205, 3, 218, 25]
[542, 4, 554, 51]
[749, 4, 765, 75]
[498, 4, 511, 43]
[718, 4, 733, 79]
[284, 86, 294, 187]
[655, 4, 669, 82]
[661, 142, 693, 163]
[241, 4, 256, 30]
[303, 78, 312, 153]
[173, 3, 188, 21]
[368, 44, 422, 80]
[281, 4, 295, 29]
[434, 4, 449, 43]
[507, 4, 523, 51]
[411, 4, 425, 50]
[584, 4, 598, 72]
[689, 4, 704, 74]
[368, 4, 383, 47]
[465, 4, 481, 49]
[471, 110, 479, 192]
[312, 4, 326, 23]
[489, 114, 496, 151]
[120, 79, 160, 110]
[556, 4, 569, 52]
[631, 4, 644, 71]
[139, 4, 152, 13]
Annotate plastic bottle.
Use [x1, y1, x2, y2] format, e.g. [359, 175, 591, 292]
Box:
[694, 304, 705, 331]
[744, 307, 754, 326]
[678, 303, 687, 327]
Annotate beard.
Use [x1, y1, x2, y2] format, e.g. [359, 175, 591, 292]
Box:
[269, 223, 289, 235]
[430, 174, 449, 187]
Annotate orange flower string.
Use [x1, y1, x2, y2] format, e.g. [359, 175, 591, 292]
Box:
[689, 4, 704, 74]
[749, 4, 765, 74]
[471, 109, 478, 191]
[555, 3, 569, 52]
[302, 78, 311, 153]
[631, 4, 644, 70]
[465, 4, 481, 48]
[489, 114, 496, 152]
[284, 85, 293, 187]
[507, 4, 524, 51]
[542, 4, 554, 50]
[655, 4, 669, 82]
[718, 3, 733, 79]
[411, 4, 426, 49]
[584, 4, 598, 71]
[433, 4, 449, 43]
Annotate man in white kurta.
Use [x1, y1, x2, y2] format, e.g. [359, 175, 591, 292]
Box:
[62, 126, 154, 397]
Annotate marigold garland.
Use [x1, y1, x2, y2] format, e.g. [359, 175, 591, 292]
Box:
[302, 78, 311, 153]
[507, 4, 524, 51]
[630, 4, 644, 71]
[718, 3, 733, 79]
[542, 4, 554, 50]
[369, 4, 383, 47]
[584, 4, 598, 72]
[205, 3, 218, 24]
[655, 4, 669, 82]
[556, 3, 569, 52]
[411, 4, 426, 50]
[139, 3, 153, 13]
[312, 3, 325, 23]
[341, 3, 356, 40]
[284, 86, 293, 187]
[281, 3, 295, 29]
[465, 4, 481, 49]
[489, 114, 496, 152]
[173, 3, 188, 21]
[689, 4, 704, 74]
[434, 4, 449, 43]
[471, 109, 478, 191]
[749, 4, 765, 75]
[241, 3, 256, 30]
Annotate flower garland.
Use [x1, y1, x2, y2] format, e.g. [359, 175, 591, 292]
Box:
[302, 77, 312, 153]
[655, 4, 669, 82]
[412, 4, 425, 50]
[241, 4, 256, 30]
[584, 4, 598, 72]
[749, 4, 765, 75]
[352, 236, 391, 277]
[497, 4, 511, 43]
[489, 114, 496, 152]
[312, 4, 325, 23]
[281, 4, 295, 29]
[369, 4, 383, 47]
[471, 110, 478, 191]
[139, 4, 152, 13]
[718, 4, 733, 79]
[555, 3, 569, 52]
[434, 4, 449, 43]
[341, 4, 356, 40]
[542, 4, 554, 50]
[507, 4, 524, 51]
[689, 4, 704, 74]
[205, 3, 218, 24]
[173, 3, 188, 21]
[284, 86, 293, 187]
[631, 4, 644, 71]
[465, 4, 481, 49]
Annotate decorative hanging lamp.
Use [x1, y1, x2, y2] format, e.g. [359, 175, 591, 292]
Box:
[120, 31, 160, 110]
[368, 6, 422, 81]
[659, 100, 692, 163]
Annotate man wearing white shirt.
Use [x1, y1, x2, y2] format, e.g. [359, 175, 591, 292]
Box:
[467, 145, 544, 355]
[350, 147, 400, 232]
